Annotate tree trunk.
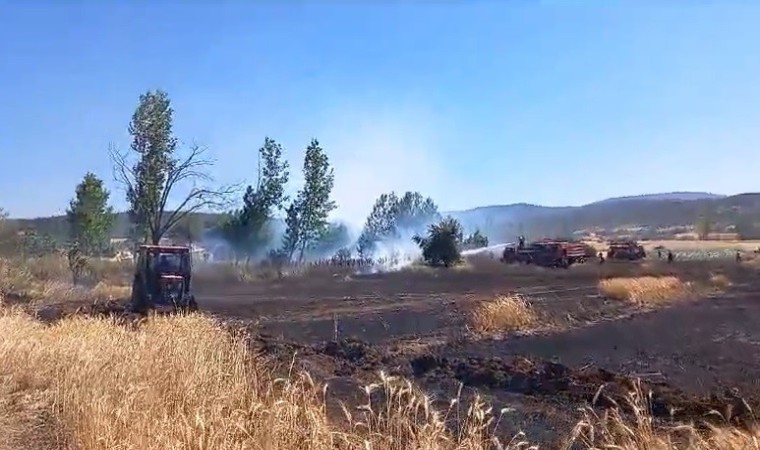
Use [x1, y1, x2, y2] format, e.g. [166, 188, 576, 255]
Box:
[298, 240, 308, 263]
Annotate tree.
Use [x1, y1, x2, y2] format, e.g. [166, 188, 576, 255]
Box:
[412, 216, 464, 267]
[220, 137, 290, 260]
[21, 230, 60, 257]
[281, 200, 302, 261]
[0, 207, 17, 255]
[66, 172, 115, 255]
[357, 191, 439, 257]
[462, 229, 489, 250]
[695, 213, 712, 240]
[110, 89, 234, 245]
[281, 139, 336, 261]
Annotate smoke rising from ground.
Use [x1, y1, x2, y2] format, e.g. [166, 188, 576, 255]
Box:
[195, 101, 490, 268]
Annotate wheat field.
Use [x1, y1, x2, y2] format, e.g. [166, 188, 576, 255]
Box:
[1, 308, 759, 450]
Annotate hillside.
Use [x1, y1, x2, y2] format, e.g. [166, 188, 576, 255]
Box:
[589, 191, 725, 205]
[8, 192, 760, 243]
[449, 192, 760, 241]
[8, 212, 224, 242]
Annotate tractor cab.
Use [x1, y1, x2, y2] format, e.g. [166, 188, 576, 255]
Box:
[130, 245, 197, 313]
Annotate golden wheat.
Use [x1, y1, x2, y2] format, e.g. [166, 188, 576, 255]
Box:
[2, 309, 759, 449]
[0, 310, 514, 450]
[597, 276, 693, 306]
[469, 294, 538, 334]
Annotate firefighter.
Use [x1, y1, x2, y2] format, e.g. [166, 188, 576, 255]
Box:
[667, 250, 674, 263]
[598, 251, 605, 264]
[736, 250, 742, 263]
[657, 248, 662, 259]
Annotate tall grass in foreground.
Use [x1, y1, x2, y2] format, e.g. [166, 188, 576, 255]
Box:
[1, 310, 758, 449]
[0, 310, 505, 449]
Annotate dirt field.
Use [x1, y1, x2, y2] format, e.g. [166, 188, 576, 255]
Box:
[13, 256, 760, 447]
[176, 260, 759, 445]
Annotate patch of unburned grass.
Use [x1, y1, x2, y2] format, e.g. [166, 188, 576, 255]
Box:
[710, 273, 732, 289]
[469, 294, 538, 334]
[0, 310, 508, 449]
[571, 380, 760, 449]
[597, 276, 692, 306]
[0, 257, 130, 306]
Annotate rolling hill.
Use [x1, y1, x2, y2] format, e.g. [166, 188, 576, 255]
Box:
[7, 191, 760, 243]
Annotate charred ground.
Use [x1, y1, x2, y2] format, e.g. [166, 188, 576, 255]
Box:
[20, 258, 760, 445]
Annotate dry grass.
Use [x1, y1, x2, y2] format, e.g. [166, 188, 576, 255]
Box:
[0, 257, 129, 306]
[469, 294, 538, 334]
[0, 308, 758, 449]
[710, 273, 733, 289]
[641, 239, 760, 252]
[570, 381, 760, 449]
[597, 276, 693, 306]
[0, 309, 512, 450]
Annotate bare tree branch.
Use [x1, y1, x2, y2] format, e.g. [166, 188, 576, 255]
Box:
[110, 141, 240, 244]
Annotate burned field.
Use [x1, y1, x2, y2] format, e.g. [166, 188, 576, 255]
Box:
[15, 258, 760, 445]
[187, 260, 760, 443]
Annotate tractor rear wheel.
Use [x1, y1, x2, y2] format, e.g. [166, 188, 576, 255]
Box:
[130, 283, 149, 314]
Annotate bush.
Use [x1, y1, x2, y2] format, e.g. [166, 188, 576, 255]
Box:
[412, 217, 463, 267]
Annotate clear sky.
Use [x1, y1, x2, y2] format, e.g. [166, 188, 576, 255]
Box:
[1, 1, 759, 223]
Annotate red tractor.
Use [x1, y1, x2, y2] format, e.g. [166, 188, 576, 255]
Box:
[130, 245, 198, 313]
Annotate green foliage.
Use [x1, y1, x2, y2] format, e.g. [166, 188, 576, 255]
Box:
[461, 229, 489, 250]
[66, 172, 115, 255]
[0, 207, 19, 256]
[124, 90, 176, 243]
[221, 137, 290, 259]
[112, 89, 232, 245]
[358, 191, 439, 257]
[412, 216, 464, 267]
[21, 230, 60, 257]
[281, 139, 336, 261]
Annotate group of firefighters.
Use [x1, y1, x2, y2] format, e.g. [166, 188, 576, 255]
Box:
[596, 247, 744, 264]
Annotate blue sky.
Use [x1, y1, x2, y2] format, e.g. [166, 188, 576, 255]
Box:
[1, 2, 759, 223]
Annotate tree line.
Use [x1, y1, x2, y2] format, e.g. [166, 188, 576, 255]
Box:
[1, 89, 488, 266]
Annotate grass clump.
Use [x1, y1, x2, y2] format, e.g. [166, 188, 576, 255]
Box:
[469, 294, 538, 334]
[597, 276, 692, 306]
[710, 273, 732, 289]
